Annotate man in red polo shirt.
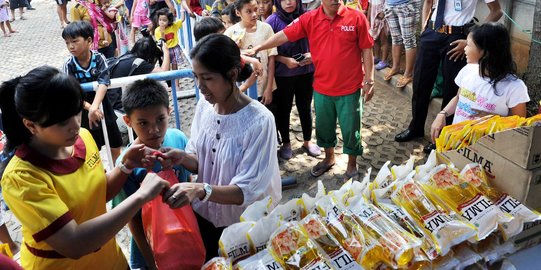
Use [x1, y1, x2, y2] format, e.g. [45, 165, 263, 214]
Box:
[251, 0, 374, 179]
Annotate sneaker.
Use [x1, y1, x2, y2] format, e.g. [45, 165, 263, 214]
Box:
[374, 57, 381, 64]
[375, 61, 389, 71]
[279, 144, 293, 160]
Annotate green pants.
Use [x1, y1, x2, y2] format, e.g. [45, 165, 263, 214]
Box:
[314, 90, 363, 156]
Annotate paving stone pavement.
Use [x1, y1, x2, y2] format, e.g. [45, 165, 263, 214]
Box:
[0, 0, 436, 264]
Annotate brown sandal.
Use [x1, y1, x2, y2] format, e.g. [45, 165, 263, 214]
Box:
[384, 69, 399, 81]
[396, 76, 413, 88]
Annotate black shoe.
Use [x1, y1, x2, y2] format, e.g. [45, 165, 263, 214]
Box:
[423, 142, 436, 154]
[394, 129, 423, 142]
[27, 6, 35, 10]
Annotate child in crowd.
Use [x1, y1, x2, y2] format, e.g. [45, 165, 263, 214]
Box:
[154, 7, 186, 89]
[130, 0, 151, 44]
[194, 16, 225, 41]
[62, 21, 123, 163]
[221, 4, 237, 28]
[210, 0, 234, 17]
[200, 0, 214, 15]
[0, 65, 168, 270]
[225, 0, 277, 104]
[256, 0, 272, 21]
[112, 79, 191, 269]
[71, 0, 117, 58]
[0, 0, 16, 37]
[265, 0, 320, 159]
[370, 0, 390, 70]
[430, 23, 530, 144]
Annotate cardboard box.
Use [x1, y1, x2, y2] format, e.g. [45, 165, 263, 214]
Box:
[511, 220, 541, 251]
[437, 143, 541, 210]
[476, 125, 541, 170]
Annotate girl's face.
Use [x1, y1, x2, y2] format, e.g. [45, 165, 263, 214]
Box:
[221, 14, 233, 29]
[158, 15, 169, 28]
[192, 59, 235, 105]
[258, 0, 273, 17]
[29, 113, 82, 147]
[465, 34, 483, 64]
[237, 1, 259, 26]
[280, 0, 295, 13]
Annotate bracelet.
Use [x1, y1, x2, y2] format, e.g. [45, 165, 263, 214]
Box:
[438, 110, 449, 117]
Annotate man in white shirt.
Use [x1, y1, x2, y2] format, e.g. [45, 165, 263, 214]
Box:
[394, 0, 502, 145]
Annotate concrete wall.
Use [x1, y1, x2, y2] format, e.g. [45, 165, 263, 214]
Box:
[475, 0, 535, 74]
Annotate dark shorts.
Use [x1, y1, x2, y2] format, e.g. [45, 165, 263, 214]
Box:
[55, 0, 69, 5]
[9, 0, 28, 9]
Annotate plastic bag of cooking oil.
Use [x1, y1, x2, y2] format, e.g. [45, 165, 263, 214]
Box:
[203, 257, 233, 270]
[219, 222, 256, 262]
[374, 161, 393, 189]
[494, 115, 524, 132]
[421, 165, 513, 241]
[300, 214, 364, 270]
[247, 214, 281, 254]
[240, 196, 273, 222]
[391, 180, 477, 256]
[526, 114, 541, 126]
[391, 156, 415, 180]
[436, 120, 472, 152]
[322, 198, 385, 269]
[459, 163, 541, 239]
[469, 116, 499, 145]
[270, 198, 303, 223]
[234, 249, 284, 270]
[453, 244, 483, 270]
[268, 221, 333, 270]
[300, 181, 326, 218]
[347, 195, 421, 268]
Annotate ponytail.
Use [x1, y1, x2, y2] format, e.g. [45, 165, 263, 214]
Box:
[0, 77, 30, 150]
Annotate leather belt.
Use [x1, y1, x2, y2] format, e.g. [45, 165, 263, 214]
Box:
[428, 21, 471, 35]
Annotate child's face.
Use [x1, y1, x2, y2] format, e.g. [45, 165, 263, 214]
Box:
[236, 1, 258, 26]
[192, 59, 236, 105]
[221, 14, 233, 29]
[257, 0, 273, 17]
[26, 113, 82, 148]
[158, 15, 169, 28]
[465, 34, 483, 64]
[65, 36, 92, 58]
[124, 105, 170, 149]
[280, 0, 296, 14]
[101, 0, 110, 7]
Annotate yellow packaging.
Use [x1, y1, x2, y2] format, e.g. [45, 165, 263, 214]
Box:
[391, 180, 476, 256]
[525, 114, 541, 126]
[347, 196, 421, 268]
[234, 249, 284, 270]
[300, 214, 363, 270]
[219, 222, 256, 262]
[268, 222, 332, 270]
[421, 165, 513, 241]
[300, 181, 326, 218]
[459, 163, 541, 239]
[240, 196, 273, 222]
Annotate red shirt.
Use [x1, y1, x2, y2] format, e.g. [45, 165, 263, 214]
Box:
[283, 5, 374, 96]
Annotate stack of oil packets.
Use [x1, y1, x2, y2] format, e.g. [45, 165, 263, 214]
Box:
[202, 153, 541, 270]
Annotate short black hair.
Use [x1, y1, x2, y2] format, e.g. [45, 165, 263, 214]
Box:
[155, 7, 175, 27]
[62, 20, 94, 40]
[194, 17, 226, 42]
[122, 79, 169, 116]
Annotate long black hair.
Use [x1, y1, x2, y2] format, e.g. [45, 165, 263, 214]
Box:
[190, 34, 253, 84]
[0, 66, 84, 152]
[131, 36, 163, 66]
[470, 22, 517, 95]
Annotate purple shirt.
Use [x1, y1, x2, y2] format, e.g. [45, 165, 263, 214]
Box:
[266, 14, 315, 77]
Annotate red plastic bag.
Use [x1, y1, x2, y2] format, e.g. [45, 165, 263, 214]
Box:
[142, 170, 206, 270]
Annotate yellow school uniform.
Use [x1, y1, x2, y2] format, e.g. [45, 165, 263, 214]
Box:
[1, 129, 127, 270]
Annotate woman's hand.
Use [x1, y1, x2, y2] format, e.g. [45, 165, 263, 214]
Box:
[261, 89, 273, 105]
[136, 172, 170, 202]
[299, 52, 312, 66]
[284, 57, 300, 69]
[431, 113, 447, 143]
[88, 108, 103, 128]
[162, 183, 204, 208]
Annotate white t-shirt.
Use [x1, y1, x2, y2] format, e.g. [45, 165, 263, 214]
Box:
[225, 20, 278, 97]
[186, 98, 282, 227]
[452, 64, 530, 124]
[431, 0, 494, 26]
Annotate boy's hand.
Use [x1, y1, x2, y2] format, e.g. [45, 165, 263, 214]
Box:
[88, 108, 103, 128]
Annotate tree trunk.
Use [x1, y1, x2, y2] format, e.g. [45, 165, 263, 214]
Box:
[524, 0, 541, 115]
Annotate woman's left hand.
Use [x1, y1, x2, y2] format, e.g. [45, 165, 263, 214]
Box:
[163, 183, 204, 208]
[261, 89, 273, 105]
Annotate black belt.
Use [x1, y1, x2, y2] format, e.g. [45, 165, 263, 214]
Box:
[428, 21, 471, 35]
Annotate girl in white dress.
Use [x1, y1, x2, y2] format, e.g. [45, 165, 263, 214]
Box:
[156, 34, 282, 262]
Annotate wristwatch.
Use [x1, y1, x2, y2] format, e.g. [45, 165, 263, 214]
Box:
[364, 80, 375, 86]
[201, 183, 212, 202]
[118, 160, 133, 174]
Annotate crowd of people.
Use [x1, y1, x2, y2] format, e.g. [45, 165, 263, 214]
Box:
[0, 0, 535, 268]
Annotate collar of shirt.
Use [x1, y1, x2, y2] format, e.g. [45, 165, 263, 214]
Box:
[315, 3, 347, 22]
[15, 136, 86, 174]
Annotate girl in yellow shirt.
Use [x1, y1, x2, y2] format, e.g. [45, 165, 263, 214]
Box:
[0, 66, 169, 270]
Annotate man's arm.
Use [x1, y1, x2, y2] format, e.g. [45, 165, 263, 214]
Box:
[251, 31, 289, 55]
[485, 1, 502, 22]
[361, 48, 375, 102]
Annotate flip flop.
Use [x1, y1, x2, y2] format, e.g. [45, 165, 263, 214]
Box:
[344, 170, 360, 181]
[310, 162, 334, 177]
[383, 69, 399, 81]
[396, 76, 413, 88]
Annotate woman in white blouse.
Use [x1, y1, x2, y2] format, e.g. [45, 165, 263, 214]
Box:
[157, 34, 282, 261]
